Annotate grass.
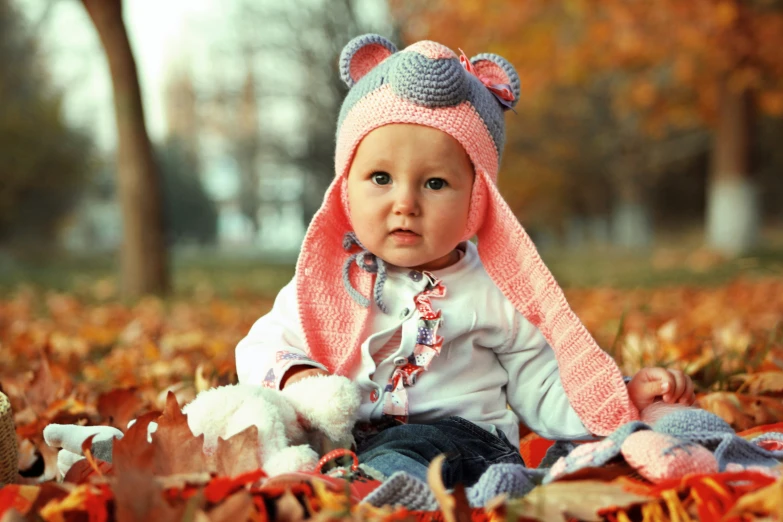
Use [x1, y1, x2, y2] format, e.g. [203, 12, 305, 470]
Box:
[1, 228, 782, 299]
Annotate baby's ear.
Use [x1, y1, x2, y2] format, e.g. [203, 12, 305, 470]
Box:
[470, 53, 521, 109]
[339, 34, 397, 88]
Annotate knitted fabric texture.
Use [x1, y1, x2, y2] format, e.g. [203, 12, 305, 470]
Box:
[295, 33, 639, 436]
[363, 471, 439, 511]
[0, 392, 17, 485]
[543, 408, 783, 485]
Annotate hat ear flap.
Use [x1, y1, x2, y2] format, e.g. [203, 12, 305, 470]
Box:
[470, 53, 521, 109]
[340, 34, 397, 88]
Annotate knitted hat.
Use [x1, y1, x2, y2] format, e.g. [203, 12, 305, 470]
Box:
[295, 34, 639, 436]
[543, 408, 783, 484]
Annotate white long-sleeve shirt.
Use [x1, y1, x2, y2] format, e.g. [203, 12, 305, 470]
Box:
[235, 241, 591, 447]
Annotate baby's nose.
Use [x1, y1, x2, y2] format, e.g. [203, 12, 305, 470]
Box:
[392, 190, 420, 215]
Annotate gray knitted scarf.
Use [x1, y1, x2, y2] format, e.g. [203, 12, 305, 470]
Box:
[342, 232, 389, 314]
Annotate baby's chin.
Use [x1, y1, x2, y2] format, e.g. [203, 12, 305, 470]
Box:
[383, 252, 457, 272]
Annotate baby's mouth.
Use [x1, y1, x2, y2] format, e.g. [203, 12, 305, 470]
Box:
[390, 228, 420, 236]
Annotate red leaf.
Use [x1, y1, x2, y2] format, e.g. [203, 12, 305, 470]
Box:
[63, 458, 114, 485]
[97, 388, 146, 431]
[206, 491, 255, 522]
[112, 410, 160, 475]
[204, 470, 265, 504]
[0, 485, 40, 517]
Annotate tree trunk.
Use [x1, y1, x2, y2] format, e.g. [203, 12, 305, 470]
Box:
[706, 79, 758, 256]
[82, 0, 169, 296]
[610, 157, 653, 249]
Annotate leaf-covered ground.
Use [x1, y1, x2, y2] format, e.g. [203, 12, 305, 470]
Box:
[1, 270, 783, 520]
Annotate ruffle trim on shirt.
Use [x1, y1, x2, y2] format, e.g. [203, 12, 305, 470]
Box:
[382, 271, 447, 421]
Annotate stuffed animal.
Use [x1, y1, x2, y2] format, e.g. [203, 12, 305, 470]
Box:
[44, 375, 362, 478]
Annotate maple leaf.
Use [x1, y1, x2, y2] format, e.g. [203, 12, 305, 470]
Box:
[211, 425, 263, 478]
[112, 468, 187, 522]
[23, 353, 69, 414]
[112, 410, 160, 475]
[149, 391, 210, 476]
[97, 387, 146, 431]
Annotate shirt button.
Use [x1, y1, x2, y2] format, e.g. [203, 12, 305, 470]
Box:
[408, 271, 422, 282]
[399, 308, 410, 319]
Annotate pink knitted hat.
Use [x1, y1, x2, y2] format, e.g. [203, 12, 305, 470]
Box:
[295, 34, 639, 436]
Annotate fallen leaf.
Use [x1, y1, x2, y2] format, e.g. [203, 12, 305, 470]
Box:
[211, 425, 262, 477]
[112, 410, 160, 475]
[734, 372, 783, 396]
[97, 388, 146, 431]
[150, 391, 210, 475]
[206, 491, 255, 521]
[63, 458, 113, 485]
[724, 476, 783, 520]
[274, 489, 306, 522]
[509, 480, 653, 522]
[113, 468, 186, 522]
[204, 470, 265, 504]
[0, 485, 40, 517]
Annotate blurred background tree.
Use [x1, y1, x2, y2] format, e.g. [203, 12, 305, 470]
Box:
[82, 0, 169, 297]
[393, 0, 783, 255]
[158, 138, 218, 246]
[0, 0, 95, 247]
[2, 0, 782, 295]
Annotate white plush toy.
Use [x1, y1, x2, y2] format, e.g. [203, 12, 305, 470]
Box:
[44, 375, 362, 478]
[184, 375, 362, 475]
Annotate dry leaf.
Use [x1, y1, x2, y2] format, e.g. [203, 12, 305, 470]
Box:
[211, 425, 262, 477]
[97, 387, 146, 431]
[113, 468, 186, 522]
[734, 372, 783, 396]
[112, 410, 160, 475]
[724, 476, 783, 519]
[274, 490, 306, 522]
[150, 391, 210, 475]
[509, 480, 653, 522]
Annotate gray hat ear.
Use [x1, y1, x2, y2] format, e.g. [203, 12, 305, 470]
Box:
[470, 53, 521, 109]
[339, 34, 398, 89]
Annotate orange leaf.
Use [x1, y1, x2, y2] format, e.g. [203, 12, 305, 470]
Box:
[97, 388, 146, 431]
[204, 470, 265, 504]
[212, 426, 263, 478]
[149, 391, 210, 476]
[0, 485, 40, 517]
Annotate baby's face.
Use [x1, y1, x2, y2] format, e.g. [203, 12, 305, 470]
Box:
[347, 124, 474, 271]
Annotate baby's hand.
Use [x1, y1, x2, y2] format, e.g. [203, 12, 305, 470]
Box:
[627, 367, 695, 412]
[281, 366, 330, 389]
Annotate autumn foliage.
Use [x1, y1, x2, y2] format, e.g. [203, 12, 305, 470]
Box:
[0, 276, 782, 519]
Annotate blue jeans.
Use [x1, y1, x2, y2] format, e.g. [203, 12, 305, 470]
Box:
[355, 416, 523, 487]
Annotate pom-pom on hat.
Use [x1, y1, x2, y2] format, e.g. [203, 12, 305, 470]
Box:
[295, 34, 639, 436]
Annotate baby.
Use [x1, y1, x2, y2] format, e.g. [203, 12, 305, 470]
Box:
[43, 35, 696, 506]
[235, 34, 695, 489]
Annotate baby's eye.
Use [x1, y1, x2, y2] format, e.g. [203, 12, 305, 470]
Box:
[371, 172, 391, 185]
[425, 178, 447, 190]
